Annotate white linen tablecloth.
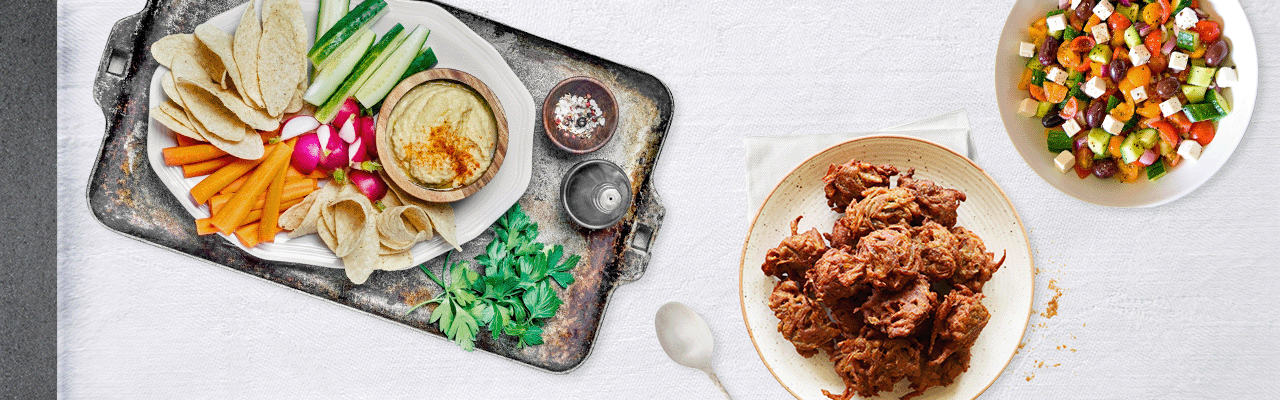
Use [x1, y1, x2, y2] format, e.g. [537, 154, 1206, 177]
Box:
[58, 0, 1280, 398]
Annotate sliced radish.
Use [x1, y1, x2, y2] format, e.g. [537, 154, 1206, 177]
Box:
[320, 142, 348, 172]
[349, 136, 369, 165]
[358, 115, 377, 158]
[279, 115, 320, 141]
[316, 124, 341, 151]
[291, 133, 322, 175]
[338, 117, 357, 143]
[333, 98, 360, 128]
[348, 169, 387, 201]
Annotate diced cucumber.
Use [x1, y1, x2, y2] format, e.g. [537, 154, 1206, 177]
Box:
[354, 25, 431, 109]
[1171, 0, 1193, 19]
[1135, 128, 1159, 149]
[1158, 138, 1176, 156]
[1036, 101, 1054, 118]
[1176, 30, 1200, 52]
[1105, 95, 1121, 112]
[303, 29, 374, 106]
[1117, 4, 1140, 22]
[398, 48, 439, 82]
[1068, 69, 1084, 83]
[1026, 57, 1043, 70]
[1031, 68, 1047, 86]
[308, 0, 387, 65]
[315, 0, 350, 42]
[1121, 114, 1139, 132]
[1088, 45, 1112, 64]
[1087, 128, 1111, 156]
[1207, 89, 1232, 115]
[313, 24, 408, 123]
[1046, 9, 1065, 18]
[1068, 86, 1089, 102]
[1120, 134, 1143, 164]
[1047, 130, 1072, 153]
[1191, 57, 1206, 68]
[1146, 159, 1168, 181]
[1124, 26, 1143, 50]
[1182, 103, 1223, 122]
[1181, 85, 1207, 103]
[1063, 25, 1080, 42]
[1187, 65, 1216, 87]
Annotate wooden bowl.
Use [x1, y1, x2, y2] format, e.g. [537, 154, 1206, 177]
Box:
[376, 68, 509, 203]
[541, 76, 618, 154]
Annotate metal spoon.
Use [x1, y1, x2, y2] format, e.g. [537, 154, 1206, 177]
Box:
[655, 302, 732, 399]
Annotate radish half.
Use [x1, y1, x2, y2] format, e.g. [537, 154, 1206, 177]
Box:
[348, 169, 387, 201]
[279, 115, 320, 141]
[291, 133, 323, 174]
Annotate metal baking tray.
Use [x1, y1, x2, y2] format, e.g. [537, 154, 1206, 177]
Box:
[89, 0, 672, 372]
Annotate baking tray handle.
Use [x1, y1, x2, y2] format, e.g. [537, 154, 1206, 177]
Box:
[94, 6, 149, 115]
[617, 183, 663, 283]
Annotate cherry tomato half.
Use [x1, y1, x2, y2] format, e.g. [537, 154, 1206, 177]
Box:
[1194, 21, 1222, 43]
[1188, 121, 1216, 146]
[1060, 97, 1080, 119]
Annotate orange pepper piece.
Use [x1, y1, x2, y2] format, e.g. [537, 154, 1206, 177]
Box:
[1125, 65, 1152, 87]
[1044, 81, 1069, 103]
[1110, 101, 1135, 122]
[1018, 68, 1034, 91]
[1030, 84, 1048, 102]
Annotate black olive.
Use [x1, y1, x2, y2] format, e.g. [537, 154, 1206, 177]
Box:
[1092, 158, 1119, 179]
[1204, 40, 1230, 67]
[1041, 107, 1066, 128]
[1039, 37, 1061, 66]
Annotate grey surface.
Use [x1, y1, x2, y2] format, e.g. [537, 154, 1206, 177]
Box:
[1, 0, 56, 398]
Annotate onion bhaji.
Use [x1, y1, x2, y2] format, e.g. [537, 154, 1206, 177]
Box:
[761, 159, 1003, 400]
[822, 160, 899, 212]
[768, 279, 841, 358]
[829, 187, 921, 250]
[897, 169, 967, 228]
[762, 216, 828, 283]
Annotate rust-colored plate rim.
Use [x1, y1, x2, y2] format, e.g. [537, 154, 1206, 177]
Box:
[738, 134, 1034, 400]
[376, 68, 509, 203]
[540, 75, 618, 154]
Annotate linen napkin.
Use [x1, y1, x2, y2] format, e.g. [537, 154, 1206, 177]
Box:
[743, 109, 972, 215]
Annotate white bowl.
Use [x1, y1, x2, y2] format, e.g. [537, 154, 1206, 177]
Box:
[994, 0, 1257, 207]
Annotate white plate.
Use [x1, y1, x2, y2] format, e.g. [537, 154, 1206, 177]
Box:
[740, 136, 1033, 400]
[145, 0, 535, 269]
[994, 0, 1257, 207]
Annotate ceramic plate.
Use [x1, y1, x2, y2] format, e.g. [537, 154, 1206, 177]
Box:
[994, 0, 1257, 207]
[145, 0, 535, 269]
[740, 135, 1033, 400]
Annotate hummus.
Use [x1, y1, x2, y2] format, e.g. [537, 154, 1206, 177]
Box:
[388, 80, 497, 189]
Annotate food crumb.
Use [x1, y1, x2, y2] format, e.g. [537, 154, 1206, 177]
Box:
[1026, 374, 1034, 381]
[1041, 279, 1062, 318]
[1054, 363, 1061, 367]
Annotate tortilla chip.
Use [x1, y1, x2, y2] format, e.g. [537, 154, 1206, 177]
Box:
[376, 206, 432, 252]
[152, 105, 203, 142]
[151, 33, 225, 81]
[319, 184, 381, 283]
[177, 75, 281, 132]
[378, 249, 415, 272]
[258, 0, 304, 117]
[175, 80, 247, 142]
[383, 179, 460, 250]
[284, 182, 340, 238]
[233, 0, 265, 109]
[194, 24, 246, 101]
[203, 123, 264, 160]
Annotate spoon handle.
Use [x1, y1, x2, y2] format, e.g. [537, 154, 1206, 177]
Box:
[704, 368, 733, 400]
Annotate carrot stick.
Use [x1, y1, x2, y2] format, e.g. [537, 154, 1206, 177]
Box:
[306, 170, 328, 179]
[175, 133, 199, 147]
[196, 198, 302, 236]
[218, 165, 308, 194]
[235, 222, 261, 248]
[259, 155, 289, 244]
[210, 178, 316, 215]
[183, 156, 236, 178]
[211, 143, 291, 235]
[190, 157, 266, 204]
[163, 144, 229, 166]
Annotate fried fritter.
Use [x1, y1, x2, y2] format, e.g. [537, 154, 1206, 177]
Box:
[822, 160, 899, 212]
[851, 226, 922, 292]
[823, 329, 923, 400]
[913, 220, 961, 281]
[860, 278, 937, 338]
[805, 248, 866, 304]
[898, 169, 967, 228]
[762, 216, 828, 283]
[950, 226, 1007, 293]
[929, 287, 989, 365]
[768, 279, 841, 358]
[829, 187, 921, 250]
[904, 348, 972, 400]
[826, 296, 869, 339]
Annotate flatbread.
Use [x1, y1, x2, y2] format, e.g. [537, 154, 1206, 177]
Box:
[177, 75, 281, 132]
[151, 105, 203, 142]
[175, 78, 247, 142]
[233, 0, 265, 109]
[194, 24, 244, 98]
[257, 0, 305, 117]
[151, 33, 224, 81]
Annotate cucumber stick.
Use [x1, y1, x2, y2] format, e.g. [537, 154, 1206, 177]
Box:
[308, 0, 387, 65]
[354, 26, 430, 109]
[303, 29, 374, 106]
[399, 48, 438, 81]
[315, 0, 350, 42]
[314, 24, 407, 123]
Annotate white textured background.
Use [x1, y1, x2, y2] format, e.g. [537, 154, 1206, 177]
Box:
[58, 0, 1280, 398]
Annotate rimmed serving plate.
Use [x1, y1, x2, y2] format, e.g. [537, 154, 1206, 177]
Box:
[994, 0, 1257, 207]
[740, 135, 1033, 399]
[145, 0, 535, 269]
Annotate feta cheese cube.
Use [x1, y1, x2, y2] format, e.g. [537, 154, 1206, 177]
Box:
[1177, 139, 1203, 161]
[1175, 7, 1199, 29]
[1047, 14, 1067, 33]
[1130, 45, 1151, 66]
[1046, 67, 1069, 85]
[1061, 119, 1082, 136]
[1217, 67, 1238, 88]
[1093, 0, 1114, 20]
[1130, 86, 1149, 103]
[1017, 98, 1040, 118]
[1091, 23, 1111, 43]
[1168, 51, 1190, 71]
[1019, 41, 1036, 57]
[1084, 76, 1108, 98]
[1102, 114, 1125, 134]
[1160, 97, 1183, 117]
[1071, 0, 1084, 9]
[1054, 150, 1076, 173]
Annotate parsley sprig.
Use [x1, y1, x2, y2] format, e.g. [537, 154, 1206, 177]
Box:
[407, 204, 580, 351]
